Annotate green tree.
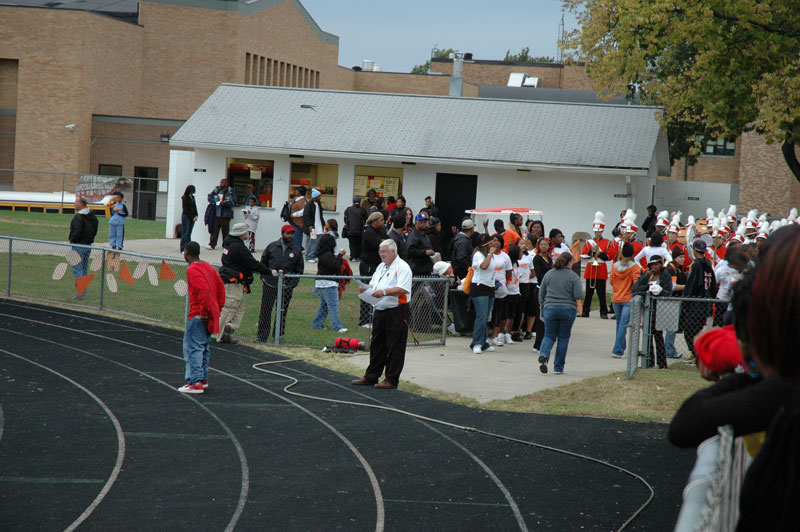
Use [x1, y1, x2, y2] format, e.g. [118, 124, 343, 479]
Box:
[504, 47, 555, 63]
[562, 0, 800, 180]
[410, 47, 457, 75]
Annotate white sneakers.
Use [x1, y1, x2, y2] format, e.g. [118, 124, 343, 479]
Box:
[472, 345, 482, 354]
[335, 328, 348, 333]
[504, 333, 514, 344]
[493, 336, 505, 346]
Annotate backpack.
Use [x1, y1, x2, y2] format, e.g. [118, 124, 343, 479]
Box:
[462, 266, 474, 295]
[280, 201, 291, 222]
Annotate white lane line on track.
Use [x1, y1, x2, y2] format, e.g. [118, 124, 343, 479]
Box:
[0, 328, 249, 532]
[0, 347, 126, 532]
[0, 312, 385, 532]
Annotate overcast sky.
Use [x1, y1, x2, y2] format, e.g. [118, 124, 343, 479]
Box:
[299, 0, 578, 73]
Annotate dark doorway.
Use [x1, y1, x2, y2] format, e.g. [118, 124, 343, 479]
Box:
[435, 172, 478, 235]
[133, 167, 158, 220]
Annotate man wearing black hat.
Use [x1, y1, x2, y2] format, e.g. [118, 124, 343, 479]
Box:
[218, 222, 269, 343]
[257, 224, 305, 342]
[631, 255, 673, 369]
[680, 239, 717, 360]
[343, 197, 366, 261]
[406, 212, 435, 277]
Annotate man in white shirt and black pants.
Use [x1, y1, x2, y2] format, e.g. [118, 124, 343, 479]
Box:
[353, 239, 413, 389]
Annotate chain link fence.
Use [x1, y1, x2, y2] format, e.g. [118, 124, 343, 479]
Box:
[674, 425, 751, 532]
[626, 293, 727, 379]
[0, 236, 449, 349]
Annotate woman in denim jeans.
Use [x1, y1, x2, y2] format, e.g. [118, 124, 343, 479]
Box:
[537, 252, 584, 374]
[311, 225, 348, 332]
[469, 234, 498, 354]
[609, 242, 642, 358]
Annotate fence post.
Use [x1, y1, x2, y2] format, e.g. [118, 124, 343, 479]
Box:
[184, 291, 189, 322]
[99, 247, 106, 310]
[60, 173, 66, 214]
[641, 293, 653, 368]
[440, 278, 450, 346]
[6, 238, 11, 296]
[274, 271, 284, 346]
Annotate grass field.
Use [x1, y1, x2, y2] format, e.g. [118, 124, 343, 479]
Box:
[0, 210, 167, 242]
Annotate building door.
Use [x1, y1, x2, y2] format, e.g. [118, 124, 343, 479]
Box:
[133, 167, 158, 220]
[434, 172, 478, 235]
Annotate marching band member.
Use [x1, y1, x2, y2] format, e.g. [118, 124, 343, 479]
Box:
[619, 209, 644, 265]
[653, 210, 670, 238]
[743, 210, 759, 240]
[726, 204, 738, 234]
[710, 219, 727, 266]
[580, 211, 614, 319]
[666, 212, 685, 257]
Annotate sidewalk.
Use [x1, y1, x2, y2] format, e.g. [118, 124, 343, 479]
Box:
[124, 237, 625, 403]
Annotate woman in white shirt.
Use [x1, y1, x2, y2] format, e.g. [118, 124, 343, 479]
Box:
[512, 239, 535, 341]
[489, 235, 513, 346]
[469, 234, 498, 354]
[505, 245, 524, 343]
[713, 246, 748, 326]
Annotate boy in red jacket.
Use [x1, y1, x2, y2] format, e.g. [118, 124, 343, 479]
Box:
[179, 241, 225, 394]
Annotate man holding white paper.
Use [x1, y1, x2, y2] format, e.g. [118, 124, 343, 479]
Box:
[353, 239, 412, 389]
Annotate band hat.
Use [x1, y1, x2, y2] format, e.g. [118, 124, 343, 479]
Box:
[592, 211, 605, 231]
[756, 232, 768, 240]
[229, 222, 249, 237]
[281, 224, 295, 233]
[461, 219, 475, 230]
[655, 210, 669, 227]
[366, 212, 384, 224]
[667, 224, 680, 234]
[624, 224, 638, 233]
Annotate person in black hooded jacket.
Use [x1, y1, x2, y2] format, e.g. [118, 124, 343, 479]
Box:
[217, 222, 269, 343]
[68, 196, 99, 299]
[681, 239, 718, 356]
[310, 226, 348, 332]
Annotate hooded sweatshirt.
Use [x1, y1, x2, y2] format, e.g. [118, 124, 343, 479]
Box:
[609, 260, 643, 303]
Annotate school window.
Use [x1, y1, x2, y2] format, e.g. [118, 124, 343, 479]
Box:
[99, 164, 123, 176]
[353, 166, 404, 210]
[226, 158, 274, 207]
[704, 137, 735, 157]
[290, 162, 339, 211]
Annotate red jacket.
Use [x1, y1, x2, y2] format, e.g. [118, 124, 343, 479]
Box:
[581, 237, 613, 279]
[187, 260, 226, 334]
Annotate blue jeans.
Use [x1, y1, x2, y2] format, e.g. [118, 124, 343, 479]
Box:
[539, 305, 577, 372]
[612, 301, 631, 355]
[291, 222, 303, 249]
[183, 317, 211, 384]
[311, 286, 343, 330]
[305, 234, 319, 260]
[109, 223, 125, 249]
[180, 213, 195, 252]
[470, 295, 494, 350]
[71, 245, 91, 295]
[665, 330, 678, 357]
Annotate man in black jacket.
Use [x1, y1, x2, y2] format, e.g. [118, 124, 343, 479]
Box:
[449, 218, 476, 334]
[388, 213, 408, 261]
[207, 178, 236, 250]
[631, 255, 673, 369]
[218, 223, 269, 343]
[359, 212, 387, 327]
[257, 224, 305, 342]
[68, 196, 99, 299]
[406, 212, 434, 276]
[681, 239, 718, 358]
[343, 197, 366, 261]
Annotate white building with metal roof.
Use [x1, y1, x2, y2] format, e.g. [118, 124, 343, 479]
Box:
[167, 84, 670, 249]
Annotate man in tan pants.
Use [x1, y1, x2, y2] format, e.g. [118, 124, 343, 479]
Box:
[217, 223, 269, 343]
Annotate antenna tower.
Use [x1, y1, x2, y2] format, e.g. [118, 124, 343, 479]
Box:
[557, 13, 565, 63]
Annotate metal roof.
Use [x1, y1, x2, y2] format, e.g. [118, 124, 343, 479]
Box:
[172, 84, 669, 174]
[478, 86, 634, 105]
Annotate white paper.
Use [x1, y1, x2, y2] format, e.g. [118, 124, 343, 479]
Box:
[356, 280, 371, 289]
[358, 287, 381, 306]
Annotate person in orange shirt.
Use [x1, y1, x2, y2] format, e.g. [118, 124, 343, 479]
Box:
[501, 213, 523, 252]
[609, 242, 642, 358]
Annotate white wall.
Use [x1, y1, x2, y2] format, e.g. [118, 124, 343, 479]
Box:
[168, 147, 658, 253]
